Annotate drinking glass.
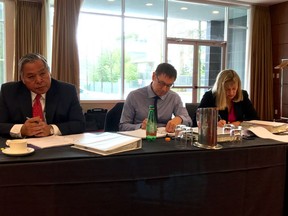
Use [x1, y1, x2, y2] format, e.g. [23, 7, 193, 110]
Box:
[223, 124, 236, 133]
[230, 126, 243, 142]
[175, 124, 186, 141]
[175, 125, 192, 149]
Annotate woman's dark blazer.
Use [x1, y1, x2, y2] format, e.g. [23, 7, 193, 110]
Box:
[192, 89, 258, 126]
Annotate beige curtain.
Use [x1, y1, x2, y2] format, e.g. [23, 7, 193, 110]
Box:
[14, 0, 46, 80]
[250, 6, 274, 121]
[51, 0, 82, 90]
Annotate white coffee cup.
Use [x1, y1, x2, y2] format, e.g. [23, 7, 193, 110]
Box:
[6, 139, 28, 153]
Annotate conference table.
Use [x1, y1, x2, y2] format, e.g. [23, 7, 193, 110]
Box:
[0, 135, 287, 216]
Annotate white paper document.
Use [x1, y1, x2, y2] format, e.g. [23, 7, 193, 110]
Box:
[242, 120, 287, 133]
[26, 135, 74, 148]
[118, 127, 171, 138]
[248, 126, 288, 142]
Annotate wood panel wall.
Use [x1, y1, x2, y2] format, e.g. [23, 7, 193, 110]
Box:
[270, 2, 288, 119]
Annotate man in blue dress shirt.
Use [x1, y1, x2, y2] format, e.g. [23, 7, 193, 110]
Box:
[119, 63, 191, 132]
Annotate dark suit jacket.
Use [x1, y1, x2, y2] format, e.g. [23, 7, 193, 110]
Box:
[0, 79, 85, 137]
[192, 90, 258, 126]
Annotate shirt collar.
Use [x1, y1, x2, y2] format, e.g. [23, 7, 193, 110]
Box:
[31, 92, 46, 101]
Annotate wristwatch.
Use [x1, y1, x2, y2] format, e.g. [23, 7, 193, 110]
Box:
[49, 125, 54, 135]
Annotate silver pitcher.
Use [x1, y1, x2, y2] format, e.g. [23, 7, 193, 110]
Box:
[194, 107, 222, 149]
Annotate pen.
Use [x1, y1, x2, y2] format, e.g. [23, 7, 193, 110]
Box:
[218, 115, 222, 120]
[26, 117, 39, 124]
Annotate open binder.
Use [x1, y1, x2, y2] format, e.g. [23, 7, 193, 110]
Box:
[71, 132, 142, 156]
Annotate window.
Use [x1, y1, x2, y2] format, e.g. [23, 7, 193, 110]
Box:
[52, 0, 249, 103]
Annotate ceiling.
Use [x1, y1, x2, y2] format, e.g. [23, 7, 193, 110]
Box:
[81, 0, 287, 22]
[220, 0, 287, 6]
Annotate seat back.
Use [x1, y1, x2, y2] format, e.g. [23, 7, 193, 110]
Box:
[104, 102, 124, 132]
[185, 103, 199, 127]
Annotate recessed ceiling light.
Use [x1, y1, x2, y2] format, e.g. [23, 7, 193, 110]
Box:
[146, 3, 153, 6]
[181, 7, 188, 10]
[107, 0, 115, 2]
[212, 10, 219, 14]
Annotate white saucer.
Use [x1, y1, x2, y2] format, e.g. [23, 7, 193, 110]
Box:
[2, 147, 35, 156]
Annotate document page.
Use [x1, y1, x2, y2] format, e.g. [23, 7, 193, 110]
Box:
[248, 126, 288, 142]
[26, 135, 74, 148]
[118, 127, 175, 138]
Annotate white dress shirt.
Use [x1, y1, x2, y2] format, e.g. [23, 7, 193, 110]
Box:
[10, 92, 61, 138]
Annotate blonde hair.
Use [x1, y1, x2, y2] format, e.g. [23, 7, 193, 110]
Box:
[212, 69, 243, 110]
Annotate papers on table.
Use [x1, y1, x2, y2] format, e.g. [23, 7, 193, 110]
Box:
[26, 135, 74, 148]
[118, 127, 174, 138]
[247, 126, 288, 143]
[242, 120, 287, 133]
[26, 132, 142, 155]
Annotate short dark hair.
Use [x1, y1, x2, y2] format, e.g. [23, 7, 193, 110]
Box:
[18, 53, 50, 75]
[155, 63, 177, 79]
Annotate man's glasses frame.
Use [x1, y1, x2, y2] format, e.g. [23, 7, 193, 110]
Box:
[156, 76, 174, 88]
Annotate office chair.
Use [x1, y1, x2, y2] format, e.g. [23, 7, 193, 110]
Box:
[185, 103, 199, 127]
[104, 102, 124, 132]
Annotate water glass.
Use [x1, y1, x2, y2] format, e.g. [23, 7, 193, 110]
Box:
[175, 124, 186, 142]
[223, 124, 236, 133]
[230, 126, 243, 142]
[175, 126, 193, 149]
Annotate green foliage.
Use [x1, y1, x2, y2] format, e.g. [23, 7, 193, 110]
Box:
[124, 55, 137, 81]
[89, 49, 137, 83]
[91, 50, 121, 82]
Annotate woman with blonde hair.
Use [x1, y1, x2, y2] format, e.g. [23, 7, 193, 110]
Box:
[193, 69, 258, 127]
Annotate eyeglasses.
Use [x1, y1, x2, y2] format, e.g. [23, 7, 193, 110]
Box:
[156, 76, 174, 88]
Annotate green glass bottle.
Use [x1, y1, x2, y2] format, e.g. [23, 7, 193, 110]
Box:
[146, 105, 157, 141]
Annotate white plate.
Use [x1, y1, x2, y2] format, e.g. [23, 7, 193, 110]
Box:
[2, 147, 35, 156]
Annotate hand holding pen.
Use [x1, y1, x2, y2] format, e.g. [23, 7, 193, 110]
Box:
[217, 114, 227, 127]
[21, 116, 50, 137]
[26, 116, 42, 124]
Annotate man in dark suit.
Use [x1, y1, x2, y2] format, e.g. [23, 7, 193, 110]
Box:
[0, 53, 85, 138]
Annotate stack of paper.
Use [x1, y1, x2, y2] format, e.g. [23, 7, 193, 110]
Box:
[118, 127, 173, 138]
[26, 135, 74, 148]
[248, 126, 288, 142]
[242, 120, 287, 133]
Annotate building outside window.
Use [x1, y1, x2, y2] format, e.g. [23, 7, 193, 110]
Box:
[0, 1, 249, 104]
[76, 0, 249, 104]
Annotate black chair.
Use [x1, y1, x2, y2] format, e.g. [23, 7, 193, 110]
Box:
[104, 102, 124, 132]
[185, 103, 199, 127]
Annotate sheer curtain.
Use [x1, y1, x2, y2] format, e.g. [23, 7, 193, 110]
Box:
[249, 6, 274, 120]
[51, 0, 82, 90]
[14, 0, 46, 80]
